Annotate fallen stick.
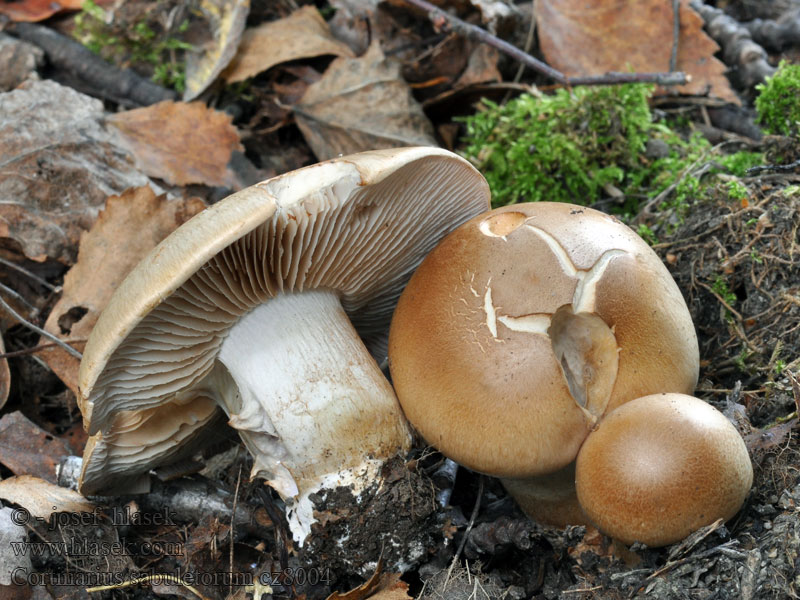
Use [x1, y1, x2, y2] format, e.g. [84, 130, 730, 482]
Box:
[57, 456, 272, 537]
[689, 0, 776, 88]
[6, 22, 176, 106]
[401, 0, 688, 87]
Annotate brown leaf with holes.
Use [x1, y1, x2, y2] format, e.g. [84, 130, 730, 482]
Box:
[293, 42, 437, 161]
[0, 412, 72, 482]
[40, 187, 205, 395]
[107, 101, 244, 187]
[536, 0, 739, 104]
[223, 5, 354, 84]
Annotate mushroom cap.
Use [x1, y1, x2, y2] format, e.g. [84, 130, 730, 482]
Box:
[575, 393, 753, 547]
[388, 202, 699, 478]
[78, 147, 490, 492]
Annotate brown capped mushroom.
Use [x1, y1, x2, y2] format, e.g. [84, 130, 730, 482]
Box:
[575, 393, 753, 547]
[388, 202, 699, 525]
[78, 147, 490, 540]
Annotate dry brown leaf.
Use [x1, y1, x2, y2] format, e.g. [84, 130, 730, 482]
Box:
[536, 0, 739, 104]
[0, 476, 95, 518]
[0, 0, 82, 22]
[455, 45, 502, 88]
[107, 100, 244, 188]
[293, 42, 437, 161]
[184, 0, 250, 100]
[0, 334, 8, 410]
[327, 561, 410, 600]
[40, 187, 205, 395]
[0, 412, 72, 482]
[223, 5, 354, 84]
[0, 80, 154, 263]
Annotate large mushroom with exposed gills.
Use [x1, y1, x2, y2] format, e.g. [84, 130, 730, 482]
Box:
[77, 147, 491, 541]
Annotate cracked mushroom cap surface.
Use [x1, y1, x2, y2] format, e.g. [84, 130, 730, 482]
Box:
[388, 202, 699, 479]
[78, 147, 490, 495]
[575, 393, 753, 547]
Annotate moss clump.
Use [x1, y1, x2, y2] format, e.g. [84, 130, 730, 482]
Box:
[459, 85, 765, 220]
[73, 0, 192, 91]
[460, 84, 654, 208]
[755, 61, 800, 136]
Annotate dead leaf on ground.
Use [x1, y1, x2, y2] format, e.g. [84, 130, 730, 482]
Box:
[223, 5, 354, 84]
[184, 0, 250, 100]
[454, 45, 502, 88]
[0, 80, 154, 264]
[536, 0, 739, 104]
[40, 187, 206, 395]
[293, 42, 437, 160]
[0, 0, 81, 22]
[0, 412, 72, 482]
[0, 334, 8, 410]
[0, 476, 95, 518]
[327, 560, 410, 600]
[107, 100, 244, 188]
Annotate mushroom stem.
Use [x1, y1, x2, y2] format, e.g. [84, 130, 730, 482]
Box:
[211, 289, 411, 536]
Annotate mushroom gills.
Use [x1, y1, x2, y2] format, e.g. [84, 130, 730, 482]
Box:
[547, 305, 619, 423]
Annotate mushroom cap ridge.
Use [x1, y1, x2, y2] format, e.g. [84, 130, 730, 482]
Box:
[79, 147, 491, 434]
[388, 202, 699, 478]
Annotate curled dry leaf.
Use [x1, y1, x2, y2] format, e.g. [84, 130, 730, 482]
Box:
[0, 412, 72, 482]
[183, 0, 250, 101]
[0, 80, 153, 263]
[0, 0, 82, 23]
[106, 100, 244, 188]
[293, 42, 437, 161]
[41, 187, 206, 395]
[326, 560, 410, 600]
[223, 5, 354, 84]
[536, 0, 739, 104]
[0, 476, 95, 518]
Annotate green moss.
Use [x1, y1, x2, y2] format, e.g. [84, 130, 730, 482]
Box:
[73, 0, 192, 92]
[460, 84, 656, 209]
[755, 61, 800, 136]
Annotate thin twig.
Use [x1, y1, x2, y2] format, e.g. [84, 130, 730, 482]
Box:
[445, 475, 484, 586]
[86, 574, 211, 599]
[696, 280, 744, 321]
[512, 0, 537, 84]
[0, 340, 86, 359]
[402, 0, 688, 87]
[0, 294, 82, 359]
[670, 0, 681, 72]
[230, 466, 242, 599]
[746, 159, 800, 176]
[0, 257, 60, 292]
[0, 282, 38, 316]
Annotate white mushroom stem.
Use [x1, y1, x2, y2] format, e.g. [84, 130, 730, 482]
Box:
[212, 289, 411, 540]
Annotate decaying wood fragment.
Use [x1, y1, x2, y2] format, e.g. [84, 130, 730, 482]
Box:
[689, 1, 776, 88]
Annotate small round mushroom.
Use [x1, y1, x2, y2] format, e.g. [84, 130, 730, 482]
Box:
[575, 393, 753, 547]
[78, 147, 490, 541]
[389, 202, 699, 524]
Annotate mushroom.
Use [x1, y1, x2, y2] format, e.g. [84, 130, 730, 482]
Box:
[388, 202, 699, 525]
[575, 393, 753, 547]
[78, 147, 490, 540]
